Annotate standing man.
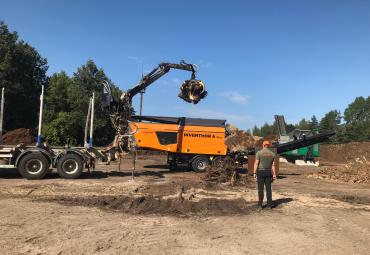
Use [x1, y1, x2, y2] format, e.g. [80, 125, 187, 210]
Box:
[253, 140, 277, 210]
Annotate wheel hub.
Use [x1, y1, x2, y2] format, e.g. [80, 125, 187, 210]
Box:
[197, 161, 206, 170]
[25, 159, 43, 174]
[62, 159, 78, 174]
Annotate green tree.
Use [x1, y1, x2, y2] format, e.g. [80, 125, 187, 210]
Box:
[259, 122, 276, 137]
[285, 123, 296, 133]
[344, 96, 369, 124]
[332, 124, 349, 143]
[342, 96, 370, 142]
[43, 60, 122, 146]
[43, 72, 77, 145]
[44, 72, 72, 121]
[72, 60, 120, 146]
[308, 115, 319, 132]
[319, 110, 341, 133]
[252, 125, 261, 136]
[296, 118, 310, 130]
[0, 21, 48, 130]
[43, 112, 80, 146]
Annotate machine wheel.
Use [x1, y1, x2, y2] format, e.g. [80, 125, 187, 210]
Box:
[211, 156, 225, 170]
[57, 154, 83, 179]
[18, 153, 49, 180]
[191, 156, 209, 173]
[169, 163, 177, 171]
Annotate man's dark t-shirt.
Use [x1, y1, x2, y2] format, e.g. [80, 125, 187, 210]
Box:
[256, 148, 276, 170]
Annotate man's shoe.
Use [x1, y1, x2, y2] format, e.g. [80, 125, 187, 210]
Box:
[257, 205, 263, 212]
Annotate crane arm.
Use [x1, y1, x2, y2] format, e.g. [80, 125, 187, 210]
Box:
[126, 61, 196, 100]
[101, 60, 207, 155]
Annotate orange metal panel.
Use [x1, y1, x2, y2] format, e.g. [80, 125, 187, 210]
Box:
[129, 122, 228, 155]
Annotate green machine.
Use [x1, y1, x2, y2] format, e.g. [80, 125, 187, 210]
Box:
[274, 115, 319, 162]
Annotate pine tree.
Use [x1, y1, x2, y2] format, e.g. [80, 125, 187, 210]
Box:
[252, 125, 261, 136]
[319, 110, 341, 133]
[309, 115, 319, 132]
[296, 118, 310, 130]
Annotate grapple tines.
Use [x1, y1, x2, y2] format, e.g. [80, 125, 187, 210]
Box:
[178, 80, 207, 104]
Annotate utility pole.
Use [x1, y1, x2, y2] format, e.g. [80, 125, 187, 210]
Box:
[84, 98, 92, 148]
[36, 86, 44, 147]
[139, 62, 144, 117]
[0, 88, 4, 145]
[89, 93, 95, 149]
[139, 90, 144, 116]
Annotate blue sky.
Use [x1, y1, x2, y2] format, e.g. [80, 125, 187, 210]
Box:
[1, 0, 369, 130]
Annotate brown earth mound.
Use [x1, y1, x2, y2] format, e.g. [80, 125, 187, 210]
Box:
[320, 142, 370, 164]
[2, 128, 36, 145]
[44, 194, 254, 217]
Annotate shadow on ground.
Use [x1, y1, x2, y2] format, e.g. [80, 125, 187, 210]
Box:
[273, 197, 294, 207]
[0, 165, 192, 180]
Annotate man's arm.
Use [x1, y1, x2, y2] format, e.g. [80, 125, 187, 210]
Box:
[272, 156, 277, 179]
[254, 159, 259, 175]
[254, 152, 260, 173]
[253, 152, 260, 179]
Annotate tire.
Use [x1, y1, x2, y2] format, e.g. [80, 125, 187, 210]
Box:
[211, 156, 225, 170]
[191, 156, 209, 173]
[57, 154, 83, 179]
[18, 153, 49, 180]
[169, 163, 177, 171]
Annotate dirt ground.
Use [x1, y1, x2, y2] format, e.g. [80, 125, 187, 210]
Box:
[0, 156, 369, 255]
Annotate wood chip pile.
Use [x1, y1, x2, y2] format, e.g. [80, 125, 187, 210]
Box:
[2, 128, 35, 145]
[309, 142, 370, 183]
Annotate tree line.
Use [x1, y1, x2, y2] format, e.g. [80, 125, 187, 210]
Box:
[1, 21, 369, 145]
[0, 21, 122, 146]
[252, 97, 370, 143]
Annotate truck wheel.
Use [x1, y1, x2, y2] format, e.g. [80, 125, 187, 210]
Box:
[191, 156, 209, 173]
[18, 153, 49, 180]
[57, 154, 83, 179]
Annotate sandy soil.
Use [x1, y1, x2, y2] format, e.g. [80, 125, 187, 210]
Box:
[0, 157, 369, 255]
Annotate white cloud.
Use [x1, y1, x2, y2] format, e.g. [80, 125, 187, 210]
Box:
[219, 91, 250, 105]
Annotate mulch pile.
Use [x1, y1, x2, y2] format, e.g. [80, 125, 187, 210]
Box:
[225, 125, 255, 152]
[309, 157, 370, 183]
[207, 125, 279, 184]
[254, 135, 278, 148]
[2, 128, 36, 145]
[308, 142, 370, 183]
[204, 156, 240, 185]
